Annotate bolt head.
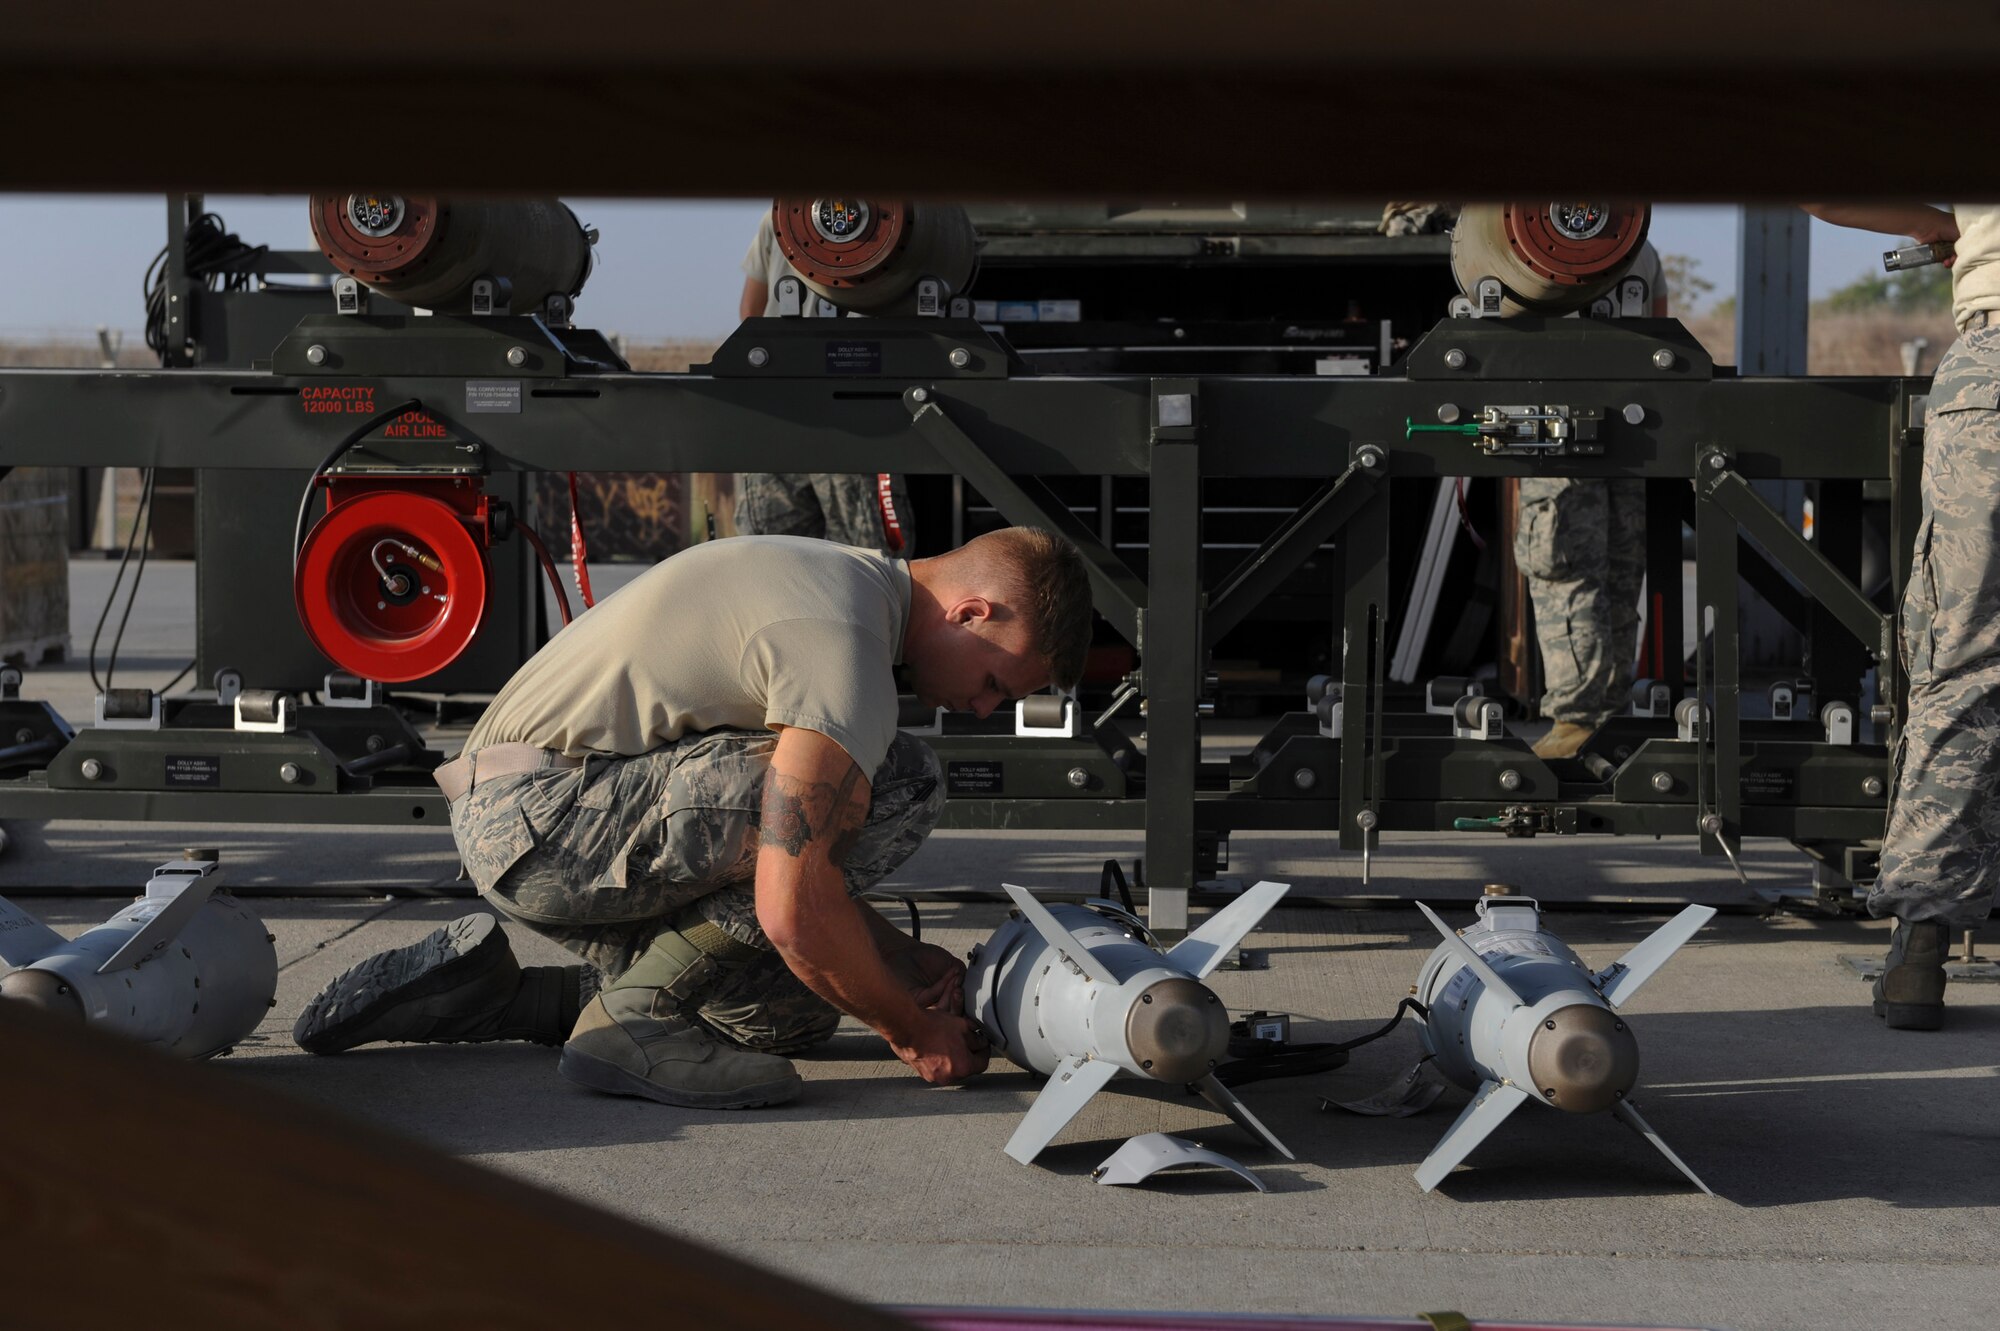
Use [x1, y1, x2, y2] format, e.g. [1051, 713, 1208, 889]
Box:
[1700, 813, 1723, 834]
[948, 347, 971, 368]
[1498, 768, 1522, 791]
[1066, 766, 1090, 789]
[1437, 404, 1461, 425]
[1356, 809, 1378, 831]
[1863, 775, 1885, 797]
[279, 762, 302, 784]
[1708, 453, 1727, 470]
[13, 728, 32, 743]
[1443, 348, 1467, 369]
[910, 387, 929, 403]
[746, 347, 770, 368]
[1651, 348, 1675, 370]
[305, 344, 327, 365]
[1292, 767, 1317, 791]
[1650, 770, 1674, 793]
[505, 346, 527, 368]
[79, 758, 103, 781]
[1623, 402, 1646, 425]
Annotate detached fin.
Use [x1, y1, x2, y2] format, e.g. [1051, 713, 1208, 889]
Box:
[1000, 884, 1102, 983]
[1165, 880, 1290, 980]
[1597, 905, 1716, 1009]
[1192, 1073, 1295, 1159]
[0, 895, 67, 969]
[1414, 902, 1526, 1008]
[1414, 1080, 1528, 1192]
[1004, 1056, 1120, 1165]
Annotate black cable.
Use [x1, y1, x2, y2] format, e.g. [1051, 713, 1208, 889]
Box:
[1210, 997, 1430, 1089]
[293, 400, 422, 576]
[143, 211, 267, 363]
[103, 468, 158, 690]
[159, 659, 197, 695]
[87, 469, 154, 692]
[1098, 857, 1138, 914]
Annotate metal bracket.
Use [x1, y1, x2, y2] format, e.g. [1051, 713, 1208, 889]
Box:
[1015, 696, 1082, 738]
[774, 275, 805, 318]
[320, 674, 381, 710]
[94, 690, 162, 731]
[1451, 695, 1506, 741]
[333, 276, 365, 316]
[233, 689, 295, 734]
[1822, 699, 1856, 746]
[1629, 678, 1673, 717]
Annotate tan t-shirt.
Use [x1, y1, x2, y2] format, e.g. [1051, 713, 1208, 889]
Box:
[467, 536, 911, 774]
[1952, 205, 2000, 331]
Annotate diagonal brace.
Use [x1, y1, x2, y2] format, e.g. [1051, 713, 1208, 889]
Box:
[1205, 458, 1380, 647]
[1699, 462, 1891, 665]
[906, 388, 1146, 646]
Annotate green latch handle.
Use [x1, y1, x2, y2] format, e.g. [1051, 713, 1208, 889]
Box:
[1406, 416, 1480, 438]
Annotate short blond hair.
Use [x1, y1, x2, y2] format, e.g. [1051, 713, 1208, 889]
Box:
[957, 527, 1094, 690]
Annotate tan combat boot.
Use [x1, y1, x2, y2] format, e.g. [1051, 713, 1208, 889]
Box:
[1873, 918, 1951, 1031]
[1532, 721, 1596, 760]
[561, 988, 803, 1108]
[558, 923, 802, 1108]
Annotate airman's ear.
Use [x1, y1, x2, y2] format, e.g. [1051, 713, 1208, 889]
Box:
[949, 594, 996, 627]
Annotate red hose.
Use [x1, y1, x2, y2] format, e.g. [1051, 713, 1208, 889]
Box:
[519, 522, 573, 627]
[567, 472, 596, 609]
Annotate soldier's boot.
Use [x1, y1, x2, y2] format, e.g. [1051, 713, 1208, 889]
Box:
[1873, 918, 1951, 1031]
[1532, 721, 1597, 760]
[294, 912, 589, 1054]
[558, 921, 802, 1109]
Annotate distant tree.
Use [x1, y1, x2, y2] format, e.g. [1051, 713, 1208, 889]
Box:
[1818, 263, 1952, 315]
[1660, 253, 1715, 317]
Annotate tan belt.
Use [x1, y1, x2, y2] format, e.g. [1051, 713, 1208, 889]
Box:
[434, 743, 582, 804]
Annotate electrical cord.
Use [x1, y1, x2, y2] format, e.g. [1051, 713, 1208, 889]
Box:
[1211, 997, 1430, 1088]
[88, 468, 155, 692]
[143, 212, 267, 362]
[292, 400, 422, 577]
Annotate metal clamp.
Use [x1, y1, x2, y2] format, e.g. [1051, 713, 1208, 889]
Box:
[233, 689, 295, 734]
[1452, 695, 1506, 741]
[1629, 678, 1672, 718]
[94, 690, 162, 731]
[1015, 695, 1082, 738]
[1674, 697, 1708, 743]
[1425, 676, 1483, 717]
[1822, 699, 1856, 747]
[321, 673, 381, 710]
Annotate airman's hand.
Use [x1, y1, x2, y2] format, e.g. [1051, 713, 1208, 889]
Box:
[890, 1009, 990, 1085]
[886, 941, 967, 1013]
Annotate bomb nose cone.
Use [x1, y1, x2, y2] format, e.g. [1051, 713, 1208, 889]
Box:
[1125, 977, 1230, 1082]
[1527, 1004, 1640, 1114]
[0, 969, 85, 1023]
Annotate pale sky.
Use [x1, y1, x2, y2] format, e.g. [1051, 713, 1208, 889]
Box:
[0, 196, 1901, 345]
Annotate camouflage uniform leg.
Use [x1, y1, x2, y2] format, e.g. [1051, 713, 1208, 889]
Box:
[733, 472, 826, 539]
[462, 729, 945, 1046]
[1871, 326, 2000, 926]
[809, 472, 916, 561]
[1516, 476, 1642, 727]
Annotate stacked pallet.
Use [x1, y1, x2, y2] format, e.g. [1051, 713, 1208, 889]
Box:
[0, 468, 70, 665]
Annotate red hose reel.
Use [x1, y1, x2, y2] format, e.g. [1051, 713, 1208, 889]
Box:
[294, 476, 492, 683]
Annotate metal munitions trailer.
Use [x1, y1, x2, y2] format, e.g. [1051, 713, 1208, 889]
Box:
[0, 306, 1920, 930]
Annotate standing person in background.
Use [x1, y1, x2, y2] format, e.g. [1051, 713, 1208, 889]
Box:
[734, 211, 916, 561]
[1516, 242, 1665, 759]
[1804, 203, 1988, 1030]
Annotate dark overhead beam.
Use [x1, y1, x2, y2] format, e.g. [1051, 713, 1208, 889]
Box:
[4, 3, 1997, 197]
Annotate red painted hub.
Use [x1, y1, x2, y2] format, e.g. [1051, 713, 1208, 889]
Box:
[772, 197, 912, 291]
[1503, 202, 1647, 287]
[309, 193, 448, 287]
[294, 485, 489, 683]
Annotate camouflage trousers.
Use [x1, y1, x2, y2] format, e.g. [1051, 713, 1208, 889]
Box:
[1515, 477, 1646, 727]
[1873, 324, 2000, 926]
[450, 729, 945, 1050]
[734, 472, 915, 561]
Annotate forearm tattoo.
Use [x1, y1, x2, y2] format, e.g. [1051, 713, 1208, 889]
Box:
[759, 764, 870, 864]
